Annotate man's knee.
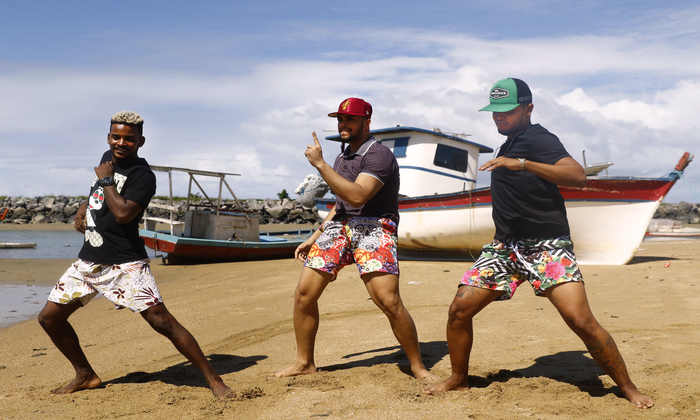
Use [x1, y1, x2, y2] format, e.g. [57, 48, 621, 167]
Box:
[447, 300, 475, 327]
[563, 312, 601, 338]
[294, 284, 321, 307]
[143, 305, 179, 335]
[38, 301, 77, 330]
[37, 310, 54, 330]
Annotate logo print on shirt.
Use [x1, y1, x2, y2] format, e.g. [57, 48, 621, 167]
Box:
[89, 189, 104, 210]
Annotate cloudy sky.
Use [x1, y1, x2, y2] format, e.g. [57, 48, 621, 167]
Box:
[1, 0, 699, 203]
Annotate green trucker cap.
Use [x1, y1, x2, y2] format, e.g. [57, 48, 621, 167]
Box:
[479, 78, 532, 112]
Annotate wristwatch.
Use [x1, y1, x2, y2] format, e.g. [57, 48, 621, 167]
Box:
[97, 176, 115, 187]
[518, 158, 526, 171]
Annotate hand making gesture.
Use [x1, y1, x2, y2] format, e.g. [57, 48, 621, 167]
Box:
[305, 131, 325, 169]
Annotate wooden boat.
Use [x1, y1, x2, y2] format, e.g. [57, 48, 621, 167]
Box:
[316, 126, 693, 265]
[0, 243, 37, 249]
[139, 166, 312, 264]
[644, 219, 700, 241]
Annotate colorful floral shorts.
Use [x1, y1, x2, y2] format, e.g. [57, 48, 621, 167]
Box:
[48, 259, 163, 313]
[304, 216, 399, 278]
[460, 237, 583, 300]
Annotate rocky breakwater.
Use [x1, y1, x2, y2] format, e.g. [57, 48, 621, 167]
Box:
[653, 201, 700, 224]
[0, 196, 82, 224]
[0, 196, 321, 225]
[144, 197, 321, 225]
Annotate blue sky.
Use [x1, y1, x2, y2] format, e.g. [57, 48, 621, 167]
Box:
[1, 1, 699, 203]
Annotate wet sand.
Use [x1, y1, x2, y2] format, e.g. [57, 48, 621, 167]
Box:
[0, 236, 698, 419]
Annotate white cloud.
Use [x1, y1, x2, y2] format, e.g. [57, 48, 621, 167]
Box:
[1, 20, 699, 203]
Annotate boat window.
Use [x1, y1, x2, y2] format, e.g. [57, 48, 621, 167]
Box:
[434, 144, 468, 172]
[379, 137, 409, 158]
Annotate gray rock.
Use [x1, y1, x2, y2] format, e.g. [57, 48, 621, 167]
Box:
[64, 205, 78, 217]
[266, 205, 289, 219]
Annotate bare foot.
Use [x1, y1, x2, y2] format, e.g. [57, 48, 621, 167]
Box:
[422, 376, 469, 395]
[208, 377, 235, 399]
[621, 386, 654, 409]
[51, 372, 102, 394]
[412, 366, 439, 382]
[268, 363, 317, 379]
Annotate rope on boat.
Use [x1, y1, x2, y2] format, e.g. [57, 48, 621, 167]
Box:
[672, 169, 700, 203]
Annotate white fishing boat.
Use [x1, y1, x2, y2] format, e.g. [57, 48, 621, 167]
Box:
[315, 126, 693, 265]
[644, 219, 700, 241]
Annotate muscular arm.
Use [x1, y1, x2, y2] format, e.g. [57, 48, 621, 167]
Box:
[94, 161, 144, 224]
[305, 132, 384, 207]
[479, 156, 587, 188]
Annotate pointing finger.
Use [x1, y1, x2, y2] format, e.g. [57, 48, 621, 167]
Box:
[312, 131, 321, 146]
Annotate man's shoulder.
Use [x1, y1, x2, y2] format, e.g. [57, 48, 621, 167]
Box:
[122, 157, 155, 176]
[522, 124, 559, 140]
[365, 139, 396, 159]
[515, 124, 562, 150]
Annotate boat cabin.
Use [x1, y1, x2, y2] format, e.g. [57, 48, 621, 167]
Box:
[326, 126, 493, 197]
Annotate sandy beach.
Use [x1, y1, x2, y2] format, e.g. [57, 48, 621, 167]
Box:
[1, 224, 698, 419]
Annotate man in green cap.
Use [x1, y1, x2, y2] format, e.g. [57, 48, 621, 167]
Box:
[423, 78, 654, 409]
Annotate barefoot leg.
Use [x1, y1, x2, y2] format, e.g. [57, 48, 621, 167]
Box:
[38, 301, 102, 393]
[423, 286, 501, 395]
[270, 267, 333, 378]
[362, 272, 437, 381]
[141, 304, 233, 399]
[547, 282, 654, 409]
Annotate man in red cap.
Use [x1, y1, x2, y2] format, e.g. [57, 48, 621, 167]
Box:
[271, 98, 435, 381]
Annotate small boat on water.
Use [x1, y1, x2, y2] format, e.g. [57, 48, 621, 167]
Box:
[0, 243, 37, 249]
[316, 126, 693, 265]
[644, 219, 700, 241]
[139, 166, 312, 264]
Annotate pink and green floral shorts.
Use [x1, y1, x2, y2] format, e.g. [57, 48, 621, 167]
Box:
[304, 216, 399, 278]
[48, 259, 162, 313]
[460, 237, 583, 300]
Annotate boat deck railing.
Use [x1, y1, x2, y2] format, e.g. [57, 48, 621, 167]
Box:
[143, 165, 248, 236]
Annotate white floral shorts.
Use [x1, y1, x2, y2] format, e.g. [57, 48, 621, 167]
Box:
[48, 259, 162, 313]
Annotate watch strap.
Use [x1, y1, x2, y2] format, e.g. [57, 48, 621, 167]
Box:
[98, 176, 115, 187]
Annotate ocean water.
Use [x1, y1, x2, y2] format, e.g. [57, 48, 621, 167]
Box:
[1, 229, 85, 329]
[0, 284, 52, 329]
[0, 229, 84, 259]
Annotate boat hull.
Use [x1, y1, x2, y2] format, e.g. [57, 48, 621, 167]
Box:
[317, 176, 678, 265]
[644, 231, 700, 241]
[140, 229, 312, 264]
[0, 243, 37, 249]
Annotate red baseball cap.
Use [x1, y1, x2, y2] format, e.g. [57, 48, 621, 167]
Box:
[328, 98, 372, 118]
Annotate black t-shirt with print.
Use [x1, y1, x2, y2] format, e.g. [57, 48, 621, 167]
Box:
[491, 124, 571, 240]
[78, 151, 156, 264]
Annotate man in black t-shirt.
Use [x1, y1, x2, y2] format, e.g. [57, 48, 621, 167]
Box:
[38, 111, 233, 399]
[271, 98, 434, 381]
[423, 79, 654, 409]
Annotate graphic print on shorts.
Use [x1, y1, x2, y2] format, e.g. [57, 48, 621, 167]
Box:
[305, 217, 399, 276]
[460, 237, 582, 300]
